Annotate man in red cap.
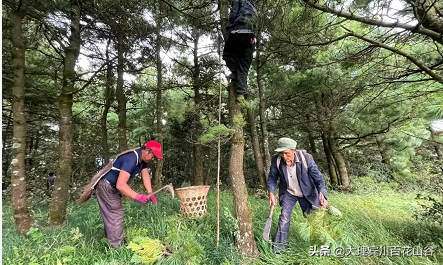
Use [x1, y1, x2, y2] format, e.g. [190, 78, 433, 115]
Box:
[95, 140, 163, 248]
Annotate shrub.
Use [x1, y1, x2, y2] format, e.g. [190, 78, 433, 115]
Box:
[415, 194, 443, 226]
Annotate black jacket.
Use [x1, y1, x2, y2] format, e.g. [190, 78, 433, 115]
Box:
[226, 0, 257, 34]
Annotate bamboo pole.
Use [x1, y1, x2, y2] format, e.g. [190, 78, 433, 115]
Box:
[216, 33, 222, 248]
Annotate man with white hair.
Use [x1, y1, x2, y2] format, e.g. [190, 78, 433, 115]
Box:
[267, 137, 328, 253]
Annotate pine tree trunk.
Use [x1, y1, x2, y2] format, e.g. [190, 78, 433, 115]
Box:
[256, 31, 271, 172]
[101, 41, 114, 163]
[48, 0, 80, 226]
[203, 145, 211, 185]
[220, 0, 258, 256]
[328, 134, 350, 188]
[308, 132, 317, 155]
[321, 133, 338, 186]
[228, 83, 258, 256]
[247, 107, 267, 188]
[315, 98, 338, 186]
[306, 114, 317, 157]
[116, 32, 127, 152]
[191, 30, 204, 185]
[192, 144, 204, 185]
[10, 8, 34, 234]
[154, 12, 164, 190]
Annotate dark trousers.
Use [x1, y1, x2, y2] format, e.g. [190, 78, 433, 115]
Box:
[274, 192, 313, 253]
[95, 179, 125, 248]
[223, 33, 254, 95]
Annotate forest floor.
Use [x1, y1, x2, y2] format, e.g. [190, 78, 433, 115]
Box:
[2, 183, 443, 265]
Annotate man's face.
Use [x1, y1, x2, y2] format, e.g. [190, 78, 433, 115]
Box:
[142, 149, 155, 162]
[281, 149, 295, 166]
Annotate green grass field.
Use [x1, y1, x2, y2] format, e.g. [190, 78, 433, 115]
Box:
[2, 185, 442, 265]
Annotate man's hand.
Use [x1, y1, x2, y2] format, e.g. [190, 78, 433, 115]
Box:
[135, 193, 149, 204]
[148, 192, 157, 205]
[269, 193, 277, 207]
[319, 193, 328, 209]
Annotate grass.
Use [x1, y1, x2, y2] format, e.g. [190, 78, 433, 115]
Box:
[2, 185, 442, 265]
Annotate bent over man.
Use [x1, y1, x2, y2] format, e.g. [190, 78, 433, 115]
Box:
[267, 137, 328, 253]
[95, 140, 163, 248]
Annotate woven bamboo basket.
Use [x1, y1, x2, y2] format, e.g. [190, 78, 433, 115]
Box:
[175, 186, 210, 218]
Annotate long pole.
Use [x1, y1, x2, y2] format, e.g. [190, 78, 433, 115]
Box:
[216, 33, 222, 248]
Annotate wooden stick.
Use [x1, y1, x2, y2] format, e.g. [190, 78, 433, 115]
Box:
[216, 33, 222, 248]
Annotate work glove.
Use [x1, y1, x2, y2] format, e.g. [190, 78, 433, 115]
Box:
[148, 192, 157, 205]
[135, 193, 148, 204]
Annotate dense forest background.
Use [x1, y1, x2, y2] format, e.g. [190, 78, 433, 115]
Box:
[2, 0, 442, 262]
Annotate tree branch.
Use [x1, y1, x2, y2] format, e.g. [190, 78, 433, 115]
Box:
[272, 33, 352, 47]
[69, 62, 109, 95]
[301, 0, 443, 45]
[343, 26, 443, 84]
[401, 130, 443, 145]
[340, 118, 401, 149]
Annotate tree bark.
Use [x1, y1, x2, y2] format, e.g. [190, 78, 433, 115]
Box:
[256, 30, 271, 172]
[49, 0, 80, 226]
[305, 114, 318, 157]
[192, 144, 204, 185]
[10, 8, 35, 234]
[228, 83, 258, 256]
[315, 97, 338, 186]
[116, 32, 127, 152]
[203, 145, 211, 185]
[220, 0, 258, 256]
[192, 30, 204, 185]
[154, 10, 164, 190]
[247, 107, 267, 188]
[101, 41, 114, 163]
[328, 134, 350, 188]
[307, 129, 317, 156]
[321, 133, 338, 186]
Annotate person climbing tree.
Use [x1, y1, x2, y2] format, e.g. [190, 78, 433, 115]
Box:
[223, 0, 257, 102]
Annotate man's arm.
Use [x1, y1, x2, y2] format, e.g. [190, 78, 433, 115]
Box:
[116, 170, 138, 199]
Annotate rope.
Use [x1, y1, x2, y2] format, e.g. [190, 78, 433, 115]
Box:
[216, 32, 222, 248]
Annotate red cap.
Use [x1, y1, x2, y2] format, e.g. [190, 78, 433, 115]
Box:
[145, 140, 163, 159]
